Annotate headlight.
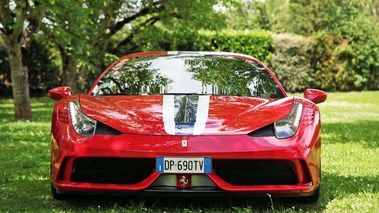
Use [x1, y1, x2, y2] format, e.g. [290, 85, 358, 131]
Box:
[69, 101, 97, 137]
[274, 102, 303, 139]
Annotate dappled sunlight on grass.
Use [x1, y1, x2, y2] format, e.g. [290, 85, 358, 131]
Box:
[321, 121, 379, 146]
[322, 139, 379, 178]
[324, 191, 379, 213]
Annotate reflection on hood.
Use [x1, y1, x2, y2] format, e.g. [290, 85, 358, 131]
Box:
[80, 94, 292, 135]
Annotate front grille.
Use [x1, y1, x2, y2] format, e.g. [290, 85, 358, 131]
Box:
[214, 160, 298, 185]
[71, 158, 154, 184]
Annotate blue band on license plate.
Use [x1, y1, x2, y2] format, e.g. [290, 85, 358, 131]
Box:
[156, 157, 212, 174]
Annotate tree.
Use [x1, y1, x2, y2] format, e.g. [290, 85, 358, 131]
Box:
[0, 0, 45, 119]
[42, 0, 228, 92]
[42, 0, 91, 93]
[224, 0, 274, 30]
[225, 0, 369, 36]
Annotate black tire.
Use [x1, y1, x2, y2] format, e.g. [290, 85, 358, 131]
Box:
[304, 158, 321, 203]
[51, 184, 69, 200]
[284, 186, 320, 204]
[304, 185, 320, 203]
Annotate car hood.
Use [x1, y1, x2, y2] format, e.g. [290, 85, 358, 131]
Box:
[80, 95, 293, 135]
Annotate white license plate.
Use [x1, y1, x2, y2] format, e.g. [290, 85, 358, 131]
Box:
[156, 157, 212, 174]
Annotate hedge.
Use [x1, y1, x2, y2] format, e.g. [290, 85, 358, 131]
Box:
[203, 30, 272, 64]
[268, 34, 313, 92]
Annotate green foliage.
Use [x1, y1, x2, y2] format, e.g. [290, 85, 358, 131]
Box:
[117, 27, 203, 53]
[338, 20, 379, 90]
[206, 30, 273, 63]
[270, 30, 379, 92]
[250, 0, 364, 36]
[110, 0, 227, 54]
[308, 32, 348, 91]
[121, 29, 272, 64]
[308, 28, 379, 91]
[269, 34, 313, 92]
[221, 0, 379, 92]
[3, 0, 379, 95]
[343, 42, 379, 91]
[225, 0, 272, 31]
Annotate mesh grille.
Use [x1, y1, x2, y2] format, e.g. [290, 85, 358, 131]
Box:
[71, 158, 154, 184]
[214, 160, 298, 185]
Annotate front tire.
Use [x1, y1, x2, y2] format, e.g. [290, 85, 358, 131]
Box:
[306, 185, 320, 203]
[51, 184, 69, 200]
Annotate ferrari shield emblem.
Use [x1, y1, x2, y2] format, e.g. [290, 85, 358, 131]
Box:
[182, 140, 188, 147]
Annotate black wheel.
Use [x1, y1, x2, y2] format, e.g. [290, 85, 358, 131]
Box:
[304, 185, 320, 203]
[51, 184, 69, 200]
[284, 186, 320, 204]
[304, 158, 321, 203]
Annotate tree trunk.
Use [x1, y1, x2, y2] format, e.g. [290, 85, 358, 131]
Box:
[67, 57, 78, 94]
[59, 46, 78, 93]
[8, 41, 33, 119]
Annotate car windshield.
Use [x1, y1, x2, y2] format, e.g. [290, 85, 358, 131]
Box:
[90, 54, 284, 98]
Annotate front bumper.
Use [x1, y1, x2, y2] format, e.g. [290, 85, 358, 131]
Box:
[51, 133, 321, 197]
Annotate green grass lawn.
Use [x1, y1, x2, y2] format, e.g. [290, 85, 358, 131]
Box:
[0, 91, 378, 212]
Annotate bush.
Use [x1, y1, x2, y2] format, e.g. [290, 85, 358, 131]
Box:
[339, 31, 379, 91]
[308, 30, 379, 92]
[269, 34, 313, 92]
[308, 32, 351, 91]
[206, 30, 272, 63]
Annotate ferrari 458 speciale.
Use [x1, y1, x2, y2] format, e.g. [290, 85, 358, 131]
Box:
[49, 51, 327, 201]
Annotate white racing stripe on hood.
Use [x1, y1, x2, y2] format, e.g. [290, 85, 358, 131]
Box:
[163, 95, 176, 135]
[163, 95, 210, 135]
[193, 96, 210, 135]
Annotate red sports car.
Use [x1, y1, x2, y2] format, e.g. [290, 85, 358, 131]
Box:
[49, 51, 327, 201]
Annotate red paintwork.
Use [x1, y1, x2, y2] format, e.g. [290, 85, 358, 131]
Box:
[48, 86, 72, 100]
[49, 51, 327, 198]
[304, 89, 327, 104]
[79, 95, 293, 135]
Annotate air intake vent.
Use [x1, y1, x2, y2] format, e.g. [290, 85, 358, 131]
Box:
[71, 158, 154, 184]
[214, 160, 298, 185]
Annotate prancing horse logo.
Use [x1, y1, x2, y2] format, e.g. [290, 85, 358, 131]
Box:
[180, 175, 188, 188]
[182, 140, 188, 147]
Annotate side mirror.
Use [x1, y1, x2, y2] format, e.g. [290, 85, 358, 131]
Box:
[48, 86, 72, 100]
[304, 89, 327, 104]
